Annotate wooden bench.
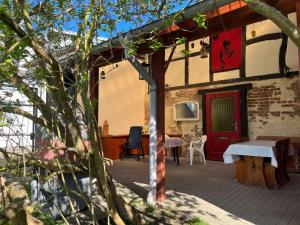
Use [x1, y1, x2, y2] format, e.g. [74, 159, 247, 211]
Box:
[256, 136, 290, 188]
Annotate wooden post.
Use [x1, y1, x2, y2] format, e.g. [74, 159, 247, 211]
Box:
[297, 1, 300, 71]
[89, 66, 99, 123]
[151, 49, 166, 201]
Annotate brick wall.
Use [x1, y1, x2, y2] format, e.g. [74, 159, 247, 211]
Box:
[248, 77, 300, 139]
[144, 76, 300, 143]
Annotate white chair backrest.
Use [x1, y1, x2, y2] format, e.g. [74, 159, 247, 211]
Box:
[199, 135, 207, 152]
[189, 139, 201, 148]
[189, 135, 207, 149]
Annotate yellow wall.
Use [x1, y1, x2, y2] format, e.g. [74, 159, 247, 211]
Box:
[98, 61, 146, 135]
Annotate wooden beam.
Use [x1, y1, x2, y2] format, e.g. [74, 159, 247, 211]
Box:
[184, 42, 189, 86]
[297, 0, 300, 71]
[164, 45, 176, 73]
[207, 0, 247, 17]
[158, 1, 248, 36]
[151, 49, 166, 201]
[246, 32, 282, 45]
[279, 32, 288, 75]
[158, 0, 295, 43]
[209, 37, 213, 82]
[94, 0, 296, 65]
[197, 83, 252, 95]
[169, 71, 299, 91]
[240, 26, 246, 78]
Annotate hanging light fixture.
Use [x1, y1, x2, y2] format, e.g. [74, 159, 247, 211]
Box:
[199, 40, 209, 58]
[251, 24, 256, 38]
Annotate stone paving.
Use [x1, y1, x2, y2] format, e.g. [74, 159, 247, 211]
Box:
[108, 157, 300, 225]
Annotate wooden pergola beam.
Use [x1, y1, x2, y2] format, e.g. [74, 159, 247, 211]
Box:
[157, 0, 296, 46]
[93, 0, 296, 66]
[297, 0, 300, 70]
[150, 49, 166, 201]
[158, 0, 248, 36]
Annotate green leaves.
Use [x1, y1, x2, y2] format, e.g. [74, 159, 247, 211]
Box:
[0, 117, 6, 127]
[148, 39, 164, 51]
[124, 39, 138, 56]
[175, 37, 187, 45]
[193, 13, 206, 29]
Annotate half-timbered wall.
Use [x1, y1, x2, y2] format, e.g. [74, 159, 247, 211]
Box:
[160, 12, 300, 143]
[99, 13, 299, 141]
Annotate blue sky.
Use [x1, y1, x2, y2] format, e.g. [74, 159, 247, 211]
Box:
[60, 0, 196, 39]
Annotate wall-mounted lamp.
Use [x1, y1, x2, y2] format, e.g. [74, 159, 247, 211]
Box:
[165, 83, 170, 92]
[139, 62, 150, 80]
[100, 71, 106, 79]
[199, 40, 210, 59]
[251, 24, 256, 38]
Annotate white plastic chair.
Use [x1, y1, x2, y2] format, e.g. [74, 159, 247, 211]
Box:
[187, 135, 207, 165]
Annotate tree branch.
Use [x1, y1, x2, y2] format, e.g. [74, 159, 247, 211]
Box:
[0, 105, 47, 128]
[0, 5, 84, 148]
[245, 0, 300, 48]
[0, 147, 10, 162]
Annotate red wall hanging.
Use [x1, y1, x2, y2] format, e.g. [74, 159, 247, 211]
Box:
[211, 27, 242, 73]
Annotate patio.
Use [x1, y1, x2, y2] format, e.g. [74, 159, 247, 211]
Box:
[109, 157, 300, 225]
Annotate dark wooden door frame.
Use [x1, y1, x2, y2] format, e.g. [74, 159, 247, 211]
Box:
[199, 83, 252, 137]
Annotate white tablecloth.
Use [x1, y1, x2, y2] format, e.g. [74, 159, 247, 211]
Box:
[165, 137, 182, 159]
[165, 137, 182, 148]
[223, 140, 278, 167]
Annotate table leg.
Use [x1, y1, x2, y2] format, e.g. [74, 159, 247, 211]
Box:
[171, 147, 180, 165]
[245, 156, 267, 187]
[176, 146, 180, 166]
[173, 148, 176, 163]
[264, 163, 279, 189]
[234, 159, 247, 183]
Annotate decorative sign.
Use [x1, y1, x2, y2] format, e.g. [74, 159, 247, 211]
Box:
[211, 27, 242, 73]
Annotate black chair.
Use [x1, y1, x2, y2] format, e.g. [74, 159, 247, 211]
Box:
[121, 126, 144, 160]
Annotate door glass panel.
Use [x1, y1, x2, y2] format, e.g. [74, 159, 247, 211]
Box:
[211, 97, 234, 132]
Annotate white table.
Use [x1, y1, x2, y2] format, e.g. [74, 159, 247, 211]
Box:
[223, 140, 278, 167]
[165, 137, 182, 165]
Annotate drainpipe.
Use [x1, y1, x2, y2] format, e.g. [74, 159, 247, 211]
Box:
[147, 84, 157, 206]
[124, 47, 157, 205]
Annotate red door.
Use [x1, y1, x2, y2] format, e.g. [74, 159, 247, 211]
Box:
[206, 91, 241, 161]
